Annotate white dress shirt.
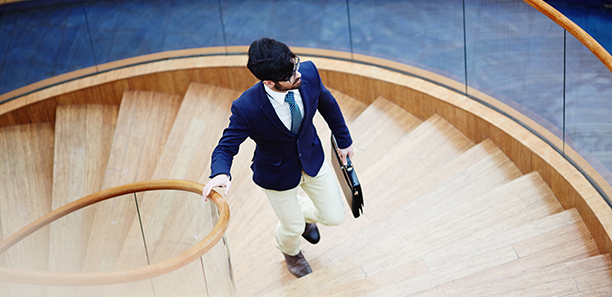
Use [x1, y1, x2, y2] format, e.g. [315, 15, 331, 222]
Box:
[264, 84, 304, 131]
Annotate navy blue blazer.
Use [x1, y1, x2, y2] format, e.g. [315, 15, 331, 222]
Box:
[210, 61, 352, 191]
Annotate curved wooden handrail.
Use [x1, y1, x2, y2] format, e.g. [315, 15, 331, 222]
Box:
[0, 179, 230, 286]
[523, 0, 612, 74]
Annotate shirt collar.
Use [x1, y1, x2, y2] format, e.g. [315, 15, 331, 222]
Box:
[264, 84, 289, 105]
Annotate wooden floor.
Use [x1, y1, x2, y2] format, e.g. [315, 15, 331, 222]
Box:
[0, 83, 611, 296]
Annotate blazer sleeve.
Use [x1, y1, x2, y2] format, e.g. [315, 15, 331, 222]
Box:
[210, 102, 251, 179]
[313, 65, 353, 149]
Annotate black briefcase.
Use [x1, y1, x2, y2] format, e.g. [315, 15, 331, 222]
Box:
[331, 135, 363, 218]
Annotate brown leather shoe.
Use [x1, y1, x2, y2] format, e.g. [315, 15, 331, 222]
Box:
[302, 223, 320, 244]
[283, 251, 312, 278]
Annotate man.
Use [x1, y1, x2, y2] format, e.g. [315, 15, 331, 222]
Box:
[203, 38, 354, 278]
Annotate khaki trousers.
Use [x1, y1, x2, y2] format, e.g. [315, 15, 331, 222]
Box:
[263, 161, 345, 256]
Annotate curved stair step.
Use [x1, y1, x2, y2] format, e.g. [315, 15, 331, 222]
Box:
[48, 104, 117, 297]
[258, 143, 560, 296]
[233, 109, 485, 295]
[49, 105, 117, 270]
[311, 88, 369, 164]
[324, 174, 560, 296]
[83, 90, 181, 271]
[358, 113, 475, 222]
[303, 115, 483, 266]
[357, 172, 564, 276]
[328, 88, 368, 124]
[79, 90, 181, 296]
[440, 254, 611, 297]
[569, 268, 612, 297]
[348, 97, 422, 162]
[0, 123, 54, 296]
[280, 140, 509, 293]
[270, 182, 600, 297]
[363, 234, 600, 297]
[368, 138, 499, 222]
[325, 147, 522, 265]
[424, 208, 594, 272]
[112, 83, 240, 297]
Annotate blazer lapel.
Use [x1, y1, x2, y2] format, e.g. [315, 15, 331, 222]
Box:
[257, 83, 295, 137]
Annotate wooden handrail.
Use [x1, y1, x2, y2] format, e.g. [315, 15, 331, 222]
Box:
[523, 0, 612, 74]
[0, 179, 230, 286]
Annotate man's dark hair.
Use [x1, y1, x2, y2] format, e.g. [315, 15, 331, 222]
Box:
[247, 38, 296, 82]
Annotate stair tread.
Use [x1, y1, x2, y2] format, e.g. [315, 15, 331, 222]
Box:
[562, 286, 612, 297]
[353, 114, 476, 223]
[434, 239, 600, 296]
[0, 123, 54, 296]
[49, 104, 117, 276]
[328, 88, 368, 124]
[349, 97, 422, 155]
[424, 208, 589, 271]
[358, 174, 562, 278]
[575, 268, 612, 293]
[357, 114, 470, 181]
[364, 137, 493, 222]
[114, 83, 240, 296]
[361, 172, 561, 275]
[354, 148, 523, 262]
[232, 111, 477, 295]
[47, 104, 118, 297]
[440, 254, 612, 297]
[257, 156, 576, 296]
[252, 143, 524, 296]
[362, 237, 600, 296]
[485, 278, 583, 297]
[82, 90, 181, 274]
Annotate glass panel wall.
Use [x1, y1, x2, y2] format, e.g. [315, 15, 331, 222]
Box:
[0, 0, 226, 96]
[565, 33, 612, 183]
[465, 0, 566, 138]
[0, 2, 94, 95]
[220, 0, 351, 52]
[83, 0, 225, 64]
[349, 0, 466, 84]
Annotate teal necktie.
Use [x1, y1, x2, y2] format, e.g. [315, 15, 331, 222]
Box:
[285, 91, 302, 135]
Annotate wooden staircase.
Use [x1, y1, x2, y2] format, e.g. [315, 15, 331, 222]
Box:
[0, 82, 611, 296]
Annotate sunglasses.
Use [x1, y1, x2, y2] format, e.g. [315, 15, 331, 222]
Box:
[287, 57, 300, 83]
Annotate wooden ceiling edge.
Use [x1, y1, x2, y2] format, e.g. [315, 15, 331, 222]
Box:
[2, 50, 612, 254]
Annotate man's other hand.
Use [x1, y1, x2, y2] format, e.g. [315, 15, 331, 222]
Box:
[338, 145, 355, 166]
[203, 174, 232, 201]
